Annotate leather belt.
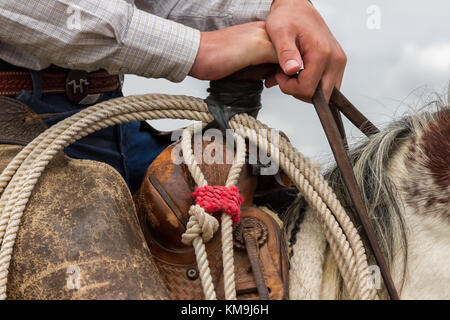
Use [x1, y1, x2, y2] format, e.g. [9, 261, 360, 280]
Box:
[0, 70, 119, 104]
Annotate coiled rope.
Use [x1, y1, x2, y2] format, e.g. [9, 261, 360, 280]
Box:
[0, 93, 378, 300]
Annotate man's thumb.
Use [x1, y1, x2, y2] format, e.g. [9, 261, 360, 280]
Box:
[277, 41, 303, 75]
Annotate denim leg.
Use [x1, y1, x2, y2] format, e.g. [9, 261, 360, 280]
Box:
[15, 88, 126, 179]
[120, 122, 171, 194]
[13, 71, 169, 192]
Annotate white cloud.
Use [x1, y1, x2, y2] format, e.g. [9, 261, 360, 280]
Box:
[403, 42, 450, 75]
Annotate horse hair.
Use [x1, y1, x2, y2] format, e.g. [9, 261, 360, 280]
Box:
[283, 91, 449, 297]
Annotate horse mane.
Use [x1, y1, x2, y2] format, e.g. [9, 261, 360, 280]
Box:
[283, 91, 449, 298]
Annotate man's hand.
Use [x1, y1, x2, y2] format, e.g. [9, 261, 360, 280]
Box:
[188, 22, 278, 81]
[265, 0, 347, 102]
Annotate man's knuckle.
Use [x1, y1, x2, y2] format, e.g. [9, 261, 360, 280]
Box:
[303, 87, 315, 99]
[278, 47, 297, 58]
[314, 40, 331, 58]
[320, 44, 332, 57]
[336, 50, 347, 65]
[279, 85, 292, 95]
[269, 22, 288, 35]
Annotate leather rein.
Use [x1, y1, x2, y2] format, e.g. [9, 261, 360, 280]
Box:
[313, 86, 399, 300]
[204, 70, 399, 299]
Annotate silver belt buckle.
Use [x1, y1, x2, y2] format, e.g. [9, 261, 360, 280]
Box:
[65, 70, 89, 104]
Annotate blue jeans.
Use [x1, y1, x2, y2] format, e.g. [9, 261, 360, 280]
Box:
[10, 67, 170, 194]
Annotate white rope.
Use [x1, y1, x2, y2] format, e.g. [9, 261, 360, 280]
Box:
[180, 124, 245, 300]
[0, 93, 378, 300]
[230, 117, 377, 299]
[223, 132, 246, 300]
[181, 204, 219, 300]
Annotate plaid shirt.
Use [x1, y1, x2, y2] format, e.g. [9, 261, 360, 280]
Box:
[0, 0, 272, 82]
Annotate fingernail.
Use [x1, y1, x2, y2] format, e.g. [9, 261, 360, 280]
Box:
[285, 60, 300, 72]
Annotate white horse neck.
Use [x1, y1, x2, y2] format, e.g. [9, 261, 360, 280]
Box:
[288, 108, 450, 300]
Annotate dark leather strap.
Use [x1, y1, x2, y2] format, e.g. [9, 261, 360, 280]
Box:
[0, 96, 48, 145]
[312, 87, 399, 300]
[330, 88, 380, 137]
[329, 101, 348, 149]
[0, 70, 119, 96]
[204, 79, 263, 132]
[241, 218, 270, 300]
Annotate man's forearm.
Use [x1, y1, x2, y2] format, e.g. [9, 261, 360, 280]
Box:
[0, 0, 200, 82]
[0, 0, 277, 83]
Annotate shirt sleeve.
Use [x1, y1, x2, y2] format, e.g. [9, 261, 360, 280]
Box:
[111, 7, 201, 82]
[0, 0, 200, 82]
[136, 0, 274, 31]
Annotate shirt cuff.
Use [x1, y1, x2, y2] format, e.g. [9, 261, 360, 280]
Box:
[230, 0, 273, 25]
[112, 7, 201, 82]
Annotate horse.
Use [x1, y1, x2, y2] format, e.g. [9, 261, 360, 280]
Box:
[281, 97, 449, 299]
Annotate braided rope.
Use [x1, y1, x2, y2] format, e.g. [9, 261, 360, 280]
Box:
[180, 124, 246, 300]
[0, 93, 377, 300]
[181, 204, 219, 300]
[180, 125, 218, 300]
[223, 133, 246, 301]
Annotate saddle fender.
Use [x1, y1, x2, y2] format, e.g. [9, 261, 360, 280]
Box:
[0, 97, 169, 299]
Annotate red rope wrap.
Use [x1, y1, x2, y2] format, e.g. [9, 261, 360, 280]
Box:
[192, 186, 244, 223]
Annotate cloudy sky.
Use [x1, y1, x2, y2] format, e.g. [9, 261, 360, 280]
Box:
[123, 0, 450, 166]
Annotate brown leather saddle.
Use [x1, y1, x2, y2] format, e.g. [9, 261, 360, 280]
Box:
[132, 66, 296, 300]
[133, 138, 291, 300]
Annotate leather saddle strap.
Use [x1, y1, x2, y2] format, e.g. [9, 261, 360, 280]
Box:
[0, 96, 48, 146]
[330, 88, 380, 137]
[313, 86, 399, 300]
[242, 219, 270, 300]
[0, 70, 119, 96]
